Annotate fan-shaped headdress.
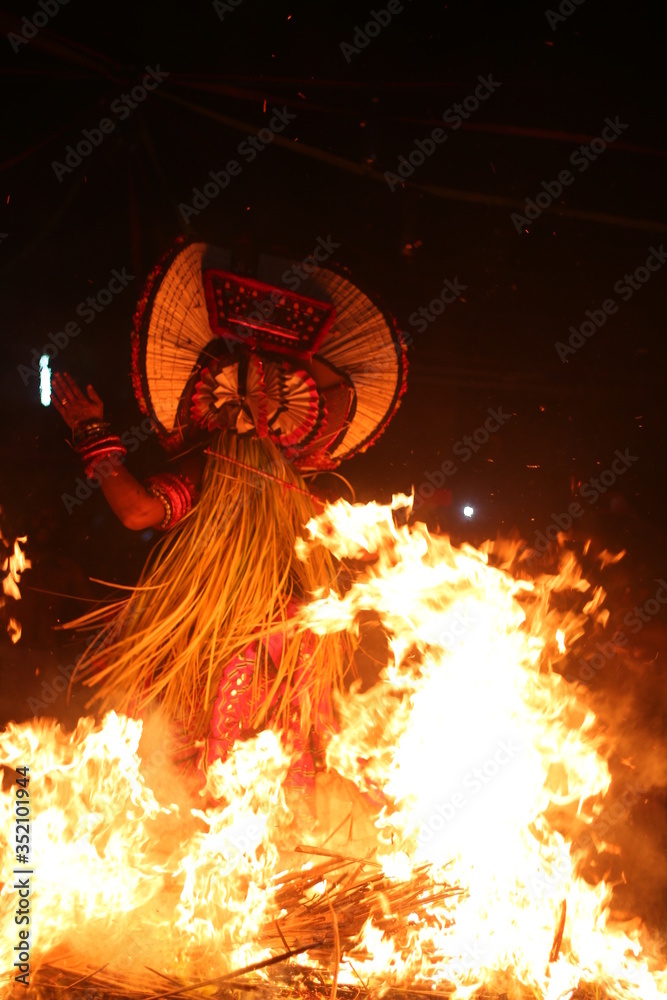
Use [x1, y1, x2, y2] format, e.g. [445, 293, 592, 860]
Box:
[131, 240, 407, 470]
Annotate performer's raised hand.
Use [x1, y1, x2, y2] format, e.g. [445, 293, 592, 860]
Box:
[51, 369, 186, 531]
[51, 372, 104, 433]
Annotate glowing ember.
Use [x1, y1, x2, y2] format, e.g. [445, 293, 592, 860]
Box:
[0, 496, 665, 999]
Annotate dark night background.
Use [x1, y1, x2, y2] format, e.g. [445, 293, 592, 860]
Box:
[1, 0, 666, 936]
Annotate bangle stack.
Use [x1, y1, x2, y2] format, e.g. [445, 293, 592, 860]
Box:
[73, 419, 127, 480]
[144, 473, 198, 530]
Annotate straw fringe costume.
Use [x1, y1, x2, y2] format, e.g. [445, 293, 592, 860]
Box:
[72, 239, 407, 785]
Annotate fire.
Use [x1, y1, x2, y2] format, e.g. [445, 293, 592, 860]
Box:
[1, 716, 294, 988]
[1, 513, 30, 643]
[1, 496, 665, 999]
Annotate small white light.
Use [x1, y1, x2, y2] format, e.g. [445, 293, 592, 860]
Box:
[39, 355, 51, 407]
[463, 505, 474, 518]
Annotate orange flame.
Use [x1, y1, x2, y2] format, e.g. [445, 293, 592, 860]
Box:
[1, 517, 30, 642]
[0, 496, 665, 999]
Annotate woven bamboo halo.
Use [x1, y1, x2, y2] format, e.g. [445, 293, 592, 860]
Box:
[131, 240, 408, 469]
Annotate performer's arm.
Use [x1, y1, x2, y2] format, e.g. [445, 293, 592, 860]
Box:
[51, 372, 198, 531]
[90, 465, 167, 530]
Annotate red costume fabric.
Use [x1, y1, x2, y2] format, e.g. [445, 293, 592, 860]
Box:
[203, 606, 337, 789]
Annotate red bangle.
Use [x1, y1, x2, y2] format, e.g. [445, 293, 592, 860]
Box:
[144, 473, 198, 530]
[74, 433, 127, 480]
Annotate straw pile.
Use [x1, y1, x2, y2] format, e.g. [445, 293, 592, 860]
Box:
[19, 854, 610, 1000]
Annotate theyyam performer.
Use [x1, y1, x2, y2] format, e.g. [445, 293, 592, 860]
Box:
[51, 239, 407, 787]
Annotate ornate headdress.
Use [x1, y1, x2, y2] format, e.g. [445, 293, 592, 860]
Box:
[131, 240, 408, 469]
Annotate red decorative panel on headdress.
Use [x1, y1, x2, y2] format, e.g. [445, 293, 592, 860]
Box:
[203, 270, 336, 359]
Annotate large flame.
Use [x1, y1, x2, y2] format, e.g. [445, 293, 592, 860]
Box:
[1, 496, 665, 999]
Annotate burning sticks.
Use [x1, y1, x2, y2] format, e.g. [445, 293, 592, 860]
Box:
[264, 847, 463, 963]
[24, 851, 464, 1000]
[548, 898, 567, 965]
